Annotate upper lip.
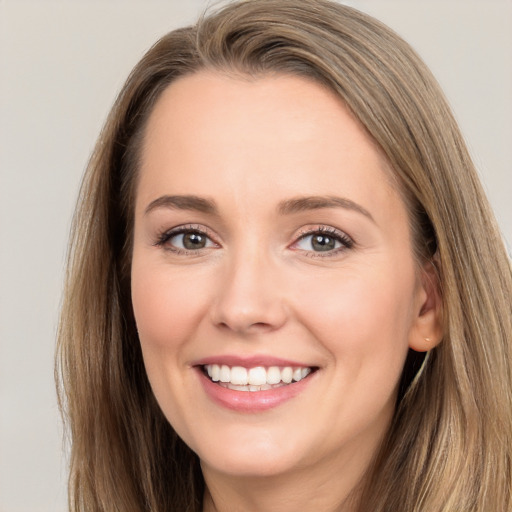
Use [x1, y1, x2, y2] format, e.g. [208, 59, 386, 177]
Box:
[192, 354, 315, 368]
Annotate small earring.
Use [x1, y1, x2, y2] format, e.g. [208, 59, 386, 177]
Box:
[425, 337, 431, 343]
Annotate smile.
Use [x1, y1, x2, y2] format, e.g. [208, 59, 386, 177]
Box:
[203, 364, 313, 392]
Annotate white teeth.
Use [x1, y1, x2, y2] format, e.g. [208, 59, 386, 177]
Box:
[230, 366, 248, 385]
[204, 363, 313, 389]
[219, 365, 230, 383]
[267, 366, 281, 384]
[248, 367, 267, 386]
[281, 367, 293, 383]
[229, 384, 249, 391]
[220, 382, 284, 392]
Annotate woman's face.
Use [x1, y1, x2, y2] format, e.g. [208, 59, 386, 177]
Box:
[131, 72, 434, 480]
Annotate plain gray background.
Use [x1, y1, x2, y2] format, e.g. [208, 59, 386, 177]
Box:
[1, 1, 511, 510]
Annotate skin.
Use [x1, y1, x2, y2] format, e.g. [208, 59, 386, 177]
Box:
[131, 72, 441, 511]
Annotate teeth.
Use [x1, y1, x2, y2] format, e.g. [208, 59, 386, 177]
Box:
[204, 364, 312, 388]
[219, 365, 230, 383]
[248, 367, 266, 385]
[267, 366, 281, 384]
[230, 366, 248, 385]
[220, 382, 276, 392]
[281, 367, 293, 384]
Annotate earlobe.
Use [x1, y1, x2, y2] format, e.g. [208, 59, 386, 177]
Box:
[408, 260, 443, 353]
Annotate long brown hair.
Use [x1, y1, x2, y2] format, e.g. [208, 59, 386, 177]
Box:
[56, 1, 512, 510]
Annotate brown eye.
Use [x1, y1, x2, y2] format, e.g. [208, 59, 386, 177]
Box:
[165, 230, 215, 251]
[181, 232, 207, 249]
[311, 234, 337, 252]
[296, 232, 342, 252]
[293, 228, 354, 255]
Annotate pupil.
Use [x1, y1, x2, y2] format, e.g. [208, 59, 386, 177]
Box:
[312, 234, 335, 251]
[183, 233, 206, 250]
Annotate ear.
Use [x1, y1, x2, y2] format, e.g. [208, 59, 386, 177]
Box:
[408, 258, 443, 352]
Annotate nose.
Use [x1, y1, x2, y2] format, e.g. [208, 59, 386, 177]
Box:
[210, 249, 288, 335]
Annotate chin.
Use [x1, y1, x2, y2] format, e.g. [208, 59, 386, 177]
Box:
[201, 452, 297, 479]
[194, 429, 305, 478]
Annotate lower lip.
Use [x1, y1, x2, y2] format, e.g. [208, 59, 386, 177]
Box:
[197, 369, 315, 412]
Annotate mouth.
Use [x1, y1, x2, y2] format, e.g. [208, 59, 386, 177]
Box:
[202, 364, 316, 392]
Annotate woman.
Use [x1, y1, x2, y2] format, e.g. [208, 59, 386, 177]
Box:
[56, 0, 512, 510]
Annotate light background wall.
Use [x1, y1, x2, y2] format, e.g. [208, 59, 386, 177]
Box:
[0, 1, 510, 511]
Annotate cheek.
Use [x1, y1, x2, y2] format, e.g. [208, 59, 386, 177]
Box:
[130, 261, 209, 433]
[131, 261, 210, 349]
[291, 261, 417, 368]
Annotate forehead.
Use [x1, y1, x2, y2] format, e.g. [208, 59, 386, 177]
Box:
[143, 71, 384, 159]
[137, 71, 401, 221]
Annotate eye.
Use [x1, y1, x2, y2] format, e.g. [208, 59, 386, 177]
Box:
[156, 226, 218, 253]
[293, 228, 353, 255]
[171, 231, 213, 250]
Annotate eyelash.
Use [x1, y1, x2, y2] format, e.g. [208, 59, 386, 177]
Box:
[154, 225, 354, 257]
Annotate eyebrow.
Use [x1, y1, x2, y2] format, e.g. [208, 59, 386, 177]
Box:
[144, 195, 218, 216]
[144, 193, 374, 222]
[278, 195, 374, 222]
